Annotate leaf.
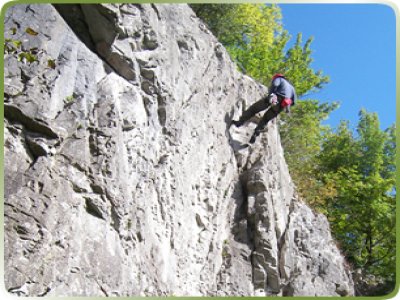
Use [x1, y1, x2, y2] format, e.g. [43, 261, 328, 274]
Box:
[25, 27, 39, 36]
[18, 52, 37, 63]
[12, 40, 22, 49]
[10, 27, 17, 35]
[26, 53, 37, 63]
[4, 38, 22, 52]
[47, 59, 56, 69]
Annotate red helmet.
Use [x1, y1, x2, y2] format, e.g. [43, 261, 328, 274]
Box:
[272, 73, 285, 81]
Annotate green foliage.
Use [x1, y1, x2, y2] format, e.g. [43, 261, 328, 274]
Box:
[282, 104, 396, 289]
[222, 4, 287, 81]
[280, 34, 330, 96]
[190, 4, 242, 46]
[64, 94, 75, 104]
[318, 111, 396, 283]
[191, 3, 329, 96]
[4, 38, 22, 53]
[17, 51, 38, 63]
[279, 100, 339, 211]
[192, 3, 286, 78]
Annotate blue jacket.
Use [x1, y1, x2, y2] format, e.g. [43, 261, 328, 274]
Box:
[269, 77, 297, 105]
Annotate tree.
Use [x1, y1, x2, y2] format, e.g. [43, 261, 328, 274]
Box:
[318, 111, 396, 285]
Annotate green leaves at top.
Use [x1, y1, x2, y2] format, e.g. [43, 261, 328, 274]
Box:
[191, 3, 329, 97]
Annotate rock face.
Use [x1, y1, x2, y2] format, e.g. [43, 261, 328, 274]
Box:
[3, 4, 354, 297]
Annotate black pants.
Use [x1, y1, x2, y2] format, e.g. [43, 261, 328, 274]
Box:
[238, 96, 284, 136]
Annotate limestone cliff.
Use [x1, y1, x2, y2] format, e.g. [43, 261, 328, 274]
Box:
[3, 4, 354, 296]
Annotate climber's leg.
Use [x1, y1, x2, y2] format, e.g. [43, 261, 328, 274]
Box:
[249, 105, 283, 144]
[232, 97, 269, 127]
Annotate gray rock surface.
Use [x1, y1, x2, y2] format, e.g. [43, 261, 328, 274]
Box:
[3, 3, 354, 296]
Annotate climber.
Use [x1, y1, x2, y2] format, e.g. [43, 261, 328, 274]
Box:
[231, 74, 296, 144]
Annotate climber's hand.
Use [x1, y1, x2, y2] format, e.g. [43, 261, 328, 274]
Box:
[268, 93, 278, 106]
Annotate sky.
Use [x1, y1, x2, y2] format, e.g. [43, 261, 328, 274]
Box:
[279, 3, 396, 131]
